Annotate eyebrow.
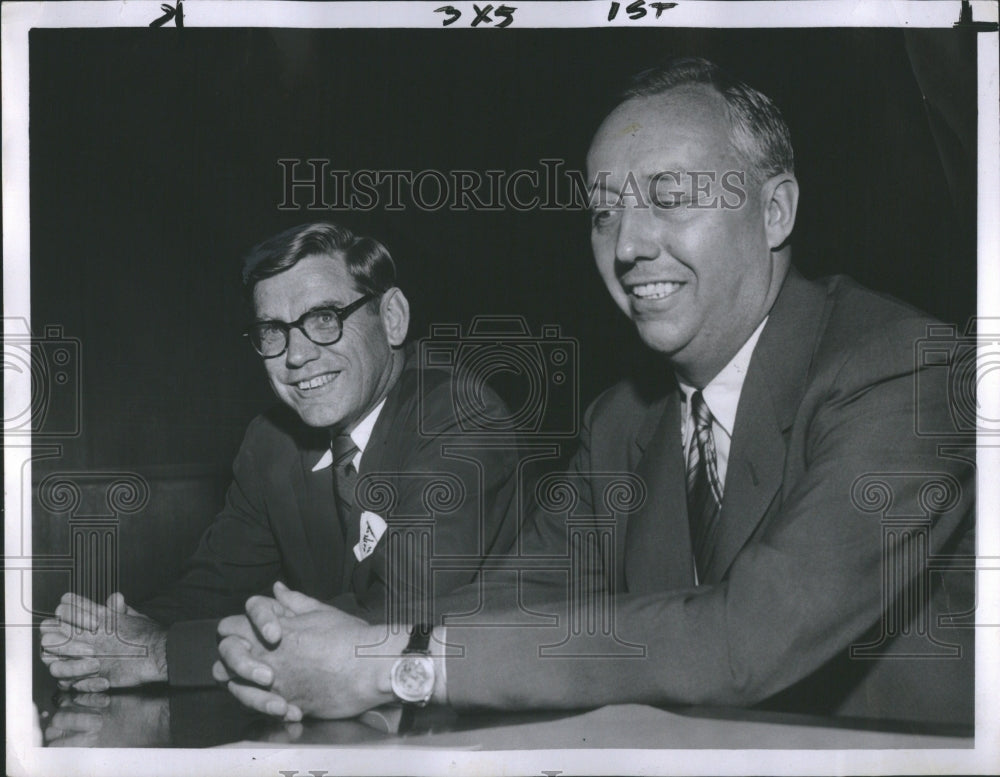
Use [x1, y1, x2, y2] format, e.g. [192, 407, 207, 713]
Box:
[254, 300, 344, 324]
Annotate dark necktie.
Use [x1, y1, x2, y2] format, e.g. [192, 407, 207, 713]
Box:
[686, 390, 724, 578]
[330, 434, 359, 536]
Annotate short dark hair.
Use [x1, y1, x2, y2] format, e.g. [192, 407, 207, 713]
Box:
[241, 222, 397, 302]
[621, 57, 794, 183]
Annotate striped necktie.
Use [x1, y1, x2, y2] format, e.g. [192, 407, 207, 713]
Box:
[330, 434, 359, 536]
[686, 390, 724, 579]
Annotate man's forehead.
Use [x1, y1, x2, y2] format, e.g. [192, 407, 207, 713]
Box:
[253, 251, 356, 313]
[587, 86, 733, 167]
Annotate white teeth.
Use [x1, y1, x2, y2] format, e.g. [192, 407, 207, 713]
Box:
[296, 373, 337, 390]
[630, 281, 682, 300]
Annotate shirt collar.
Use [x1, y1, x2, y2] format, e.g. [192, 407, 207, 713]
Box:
[311, 398, 388, 472]
[677, 316, 768, 438]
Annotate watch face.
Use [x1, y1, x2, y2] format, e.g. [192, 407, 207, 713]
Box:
[391, 655, 434, 704]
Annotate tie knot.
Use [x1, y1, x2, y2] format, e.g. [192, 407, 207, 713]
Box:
[691, 390, 713, 432]
[330, 434, 359, 469]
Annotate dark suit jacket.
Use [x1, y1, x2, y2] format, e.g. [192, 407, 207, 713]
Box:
[139, 349, 521, 685]
[443, 270, 975, 727]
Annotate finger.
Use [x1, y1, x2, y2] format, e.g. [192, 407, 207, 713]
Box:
[60, 592, 105, 614]
[40, 635, 75, 664]
[60, 592, 91, 606]
[71, 676, 111, 693]
[42, 647, 97, 667]
[51, 710, 102, 733]
[40, 636, 96, 657]
[226, 680, 301, 721]
[55, 600, 102, 632]
[245, 596, 283, 645]
[40, 628, 73, 648]
[40, 618, 72, 636]
[259, 728, 295, 744]
[212, 659, 233, 683]
[259, 720, 304, 743]
[105, 594, 146, 619]
[273, 581, 326, 615]
[43, 725, 67, 742]
[64, 693, 111, 709]
[218, 635, 273, 687]
[49, 657, 101, 679]
[57, 695, 86, 709]
[217, 614, 256, 641]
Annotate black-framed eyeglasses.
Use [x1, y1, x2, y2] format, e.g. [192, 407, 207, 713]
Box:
[244, 294, 375, 358]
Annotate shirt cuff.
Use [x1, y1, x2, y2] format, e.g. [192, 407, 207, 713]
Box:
[165, 618, 223, 687]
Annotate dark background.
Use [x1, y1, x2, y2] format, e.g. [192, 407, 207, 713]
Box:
[28, 27, 978, 610]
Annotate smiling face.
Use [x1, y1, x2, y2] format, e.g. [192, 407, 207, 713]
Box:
[252, 252, 405, 432]
[587, 86, 791, 386]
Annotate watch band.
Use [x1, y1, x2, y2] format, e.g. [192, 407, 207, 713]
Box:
[403, 623, 432, 654]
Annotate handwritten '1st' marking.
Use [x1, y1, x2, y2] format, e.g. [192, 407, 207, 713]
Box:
[608, 1, 677, 21]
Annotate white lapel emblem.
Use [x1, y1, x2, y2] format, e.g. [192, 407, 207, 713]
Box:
[353, 511, 388, 561]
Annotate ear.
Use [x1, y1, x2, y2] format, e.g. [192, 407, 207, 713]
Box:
[379, 287, 410, 347]
[761, 173, 799, 250]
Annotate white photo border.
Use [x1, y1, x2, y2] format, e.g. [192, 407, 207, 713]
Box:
[4, 1, 998, 775]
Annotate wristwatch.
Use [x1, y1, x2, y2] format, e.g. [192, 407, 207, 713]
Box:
[390, 624, 435, 706]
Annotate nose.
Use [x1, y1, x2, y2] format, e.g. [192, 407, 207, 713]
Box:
[614, 206, 660, 267]
[284, 325, 321, 369]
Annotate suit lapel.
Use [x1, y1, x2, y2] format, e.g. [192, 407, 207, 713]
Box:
[702, 376, 784, 583]
[293, 444, 347, 598]
[702, 270, 827, 583]
[623, 389, 697, 593]
[347, 360, 410, 594]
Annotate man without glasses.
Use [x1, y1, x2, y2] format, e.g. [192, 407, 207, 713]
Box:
[41, 222, 521, 689]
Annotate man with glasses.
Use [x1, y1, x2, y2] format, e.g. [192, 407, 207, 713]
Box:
[41, 222, 521, 690]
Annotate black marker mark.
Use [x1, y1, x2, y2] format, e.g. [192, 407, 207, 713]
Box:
[953, 0, 998, 31]
[471, 4, 495, 27]
[435, 5, 462, 26]
[608, 0, 676, 21]
[149, 1, 184, 28]
[494, 4, 516, 28]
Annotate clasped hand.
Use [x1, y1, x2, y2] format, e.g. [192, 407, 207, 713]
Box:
[40, 593, 167, 691]
[213, 582, 397, 721]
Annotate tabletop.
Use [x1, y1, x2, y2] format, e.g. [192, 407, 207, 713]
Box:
[37, 682, 973, 750]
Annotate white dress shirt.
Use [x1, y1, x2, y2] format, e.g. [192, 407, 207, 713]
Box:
[677, 317, 768, 491]
[311, 398, 388, 473]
